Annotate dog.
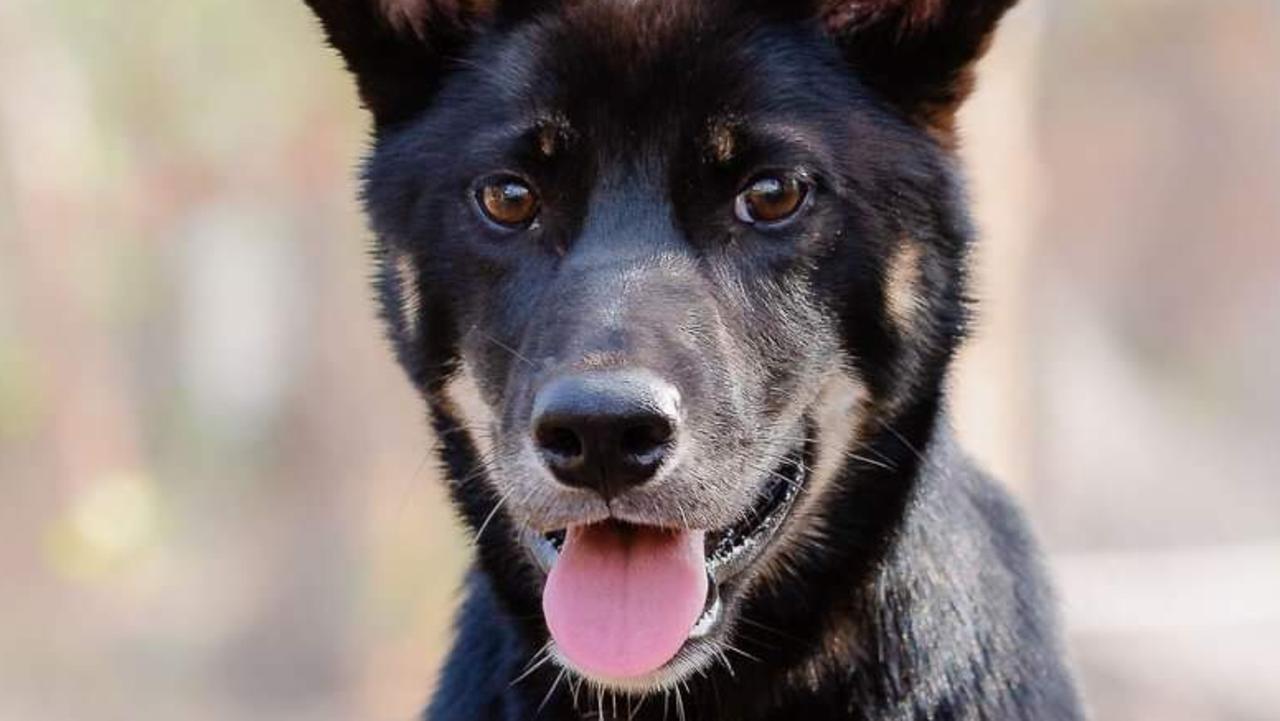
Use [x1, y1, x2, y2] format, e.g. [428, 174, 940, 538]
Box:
[302, 0, 1084, 718]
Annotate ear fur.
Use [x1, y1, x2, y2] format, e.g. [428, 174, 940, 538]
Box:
[303, 0, 500, 125]
[821, 0, 1019, 142]
[306, 0, 1018, 135]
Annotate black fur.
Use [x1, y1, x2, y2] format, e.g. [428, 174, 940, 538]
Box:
[301, 0, 1084, 718]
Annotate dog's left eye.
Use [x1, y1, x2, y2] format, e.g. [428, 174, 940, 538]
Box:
[475, 176, 540, 228]
[735, 173, 809, 226]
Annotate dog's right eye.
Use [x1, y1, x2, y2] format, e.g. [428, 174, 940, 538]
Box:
[734, 173, 809, 226]
[475, 176, 540, 228]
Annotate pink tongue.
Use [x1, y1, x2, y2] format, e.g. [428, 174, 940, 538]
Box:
[543, 523, 707, 680]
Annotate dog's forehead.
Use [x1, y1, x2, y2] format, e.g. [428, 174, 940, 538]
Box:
[489, 4, 826, 153]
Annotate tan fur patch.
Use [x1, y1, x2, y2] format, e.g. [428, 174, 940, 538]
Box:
[706, 118, 738, 164]
[810, 370, 867, 488]
[535, 114, 572, 158]
[392, 250, 421, 340]
[377, 0, 496, 36]
[822, 0, 945, 34]
[757, 369, 868, 589]
[536, 125, 557, 157]
[884, 238, 924, 334]
[441, 361, 497, 461]
[378, 0, 429, 35]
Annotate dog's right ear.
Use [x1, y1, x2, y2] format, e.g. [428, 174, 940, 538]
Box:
[817, 0, 1019, 143]
[304, 0, 508, 126]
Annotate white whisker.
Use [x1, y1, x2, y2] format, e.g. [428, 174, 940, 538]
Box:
[509, 641, 555, 687]
[536, 668, 567, 717]
[473, 490, 510, 545]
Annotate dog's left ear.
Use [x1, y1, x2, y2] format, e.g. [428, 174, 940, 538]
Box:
[820, 0, 1019, 142]
[304, 0, 524, 126]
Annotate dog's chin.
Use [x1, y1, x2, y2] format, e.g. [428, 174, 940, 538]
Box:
[520, 445, 811, 693]
[544, 634, 729, 695]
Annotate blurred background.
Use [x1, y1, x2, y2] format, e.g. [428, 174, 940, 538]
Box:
[1, 0, 1277, 718]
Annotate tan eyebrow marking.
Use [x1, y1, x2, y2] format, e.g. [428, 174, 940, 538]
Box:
[535, 113, 573, 158]
[705, 115, 740, 164]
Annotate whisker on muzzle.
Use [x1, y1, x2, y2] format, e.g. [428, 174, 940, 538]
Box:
[465, 322, 537, 368]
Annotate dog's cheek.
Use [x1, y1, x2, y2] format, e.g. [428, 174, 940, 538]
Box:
[374, 245, 434, 390]
[809, 368, 870, 488]
[441, 360, 498, 462]
[874, 234, 964, 416]
[439, 360, 543, 527]
[756, 278, 840, 423]
[754, 369, 868, 587]
[883, 237, 925, 337]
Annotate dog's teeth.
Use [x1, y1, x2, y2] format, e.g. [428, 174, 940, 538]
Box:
[689, 587, 722, 639]
[529, 530, 560, 571]
[545, 529, 566, 551]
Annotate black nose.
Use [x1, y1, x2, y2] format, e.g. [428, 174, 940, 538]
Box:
[532, 371, 681, 499]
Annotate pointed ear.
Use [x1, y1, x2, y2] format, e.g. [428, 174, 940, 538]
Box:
[821, 0, 1019, 142]
[303, 0, 500, 126]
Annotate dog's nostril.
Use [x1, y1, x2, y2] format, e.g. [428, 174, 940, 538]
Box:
[620, 419, 673, 460]
[537, 424, 584, 460]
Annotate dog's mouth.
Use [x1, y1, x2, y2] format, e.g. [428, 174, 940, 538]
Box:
[526, 445, 809, 685]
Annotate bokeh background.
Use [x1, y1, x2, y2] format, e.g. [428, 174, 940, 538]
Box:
[2, 0, 1278, 718]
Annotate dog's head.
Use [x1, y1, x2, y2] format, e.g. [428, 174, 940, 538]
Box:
[306, 0, 1016, 693]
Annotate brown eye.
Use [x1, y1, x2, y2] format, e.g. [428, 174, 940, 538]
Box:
[476, 176, 539, 227]
[735, 174, 809, 225]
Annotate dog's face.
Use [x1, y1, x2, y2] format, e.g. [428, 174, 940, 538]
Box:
[308, 0, 1014, 694]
